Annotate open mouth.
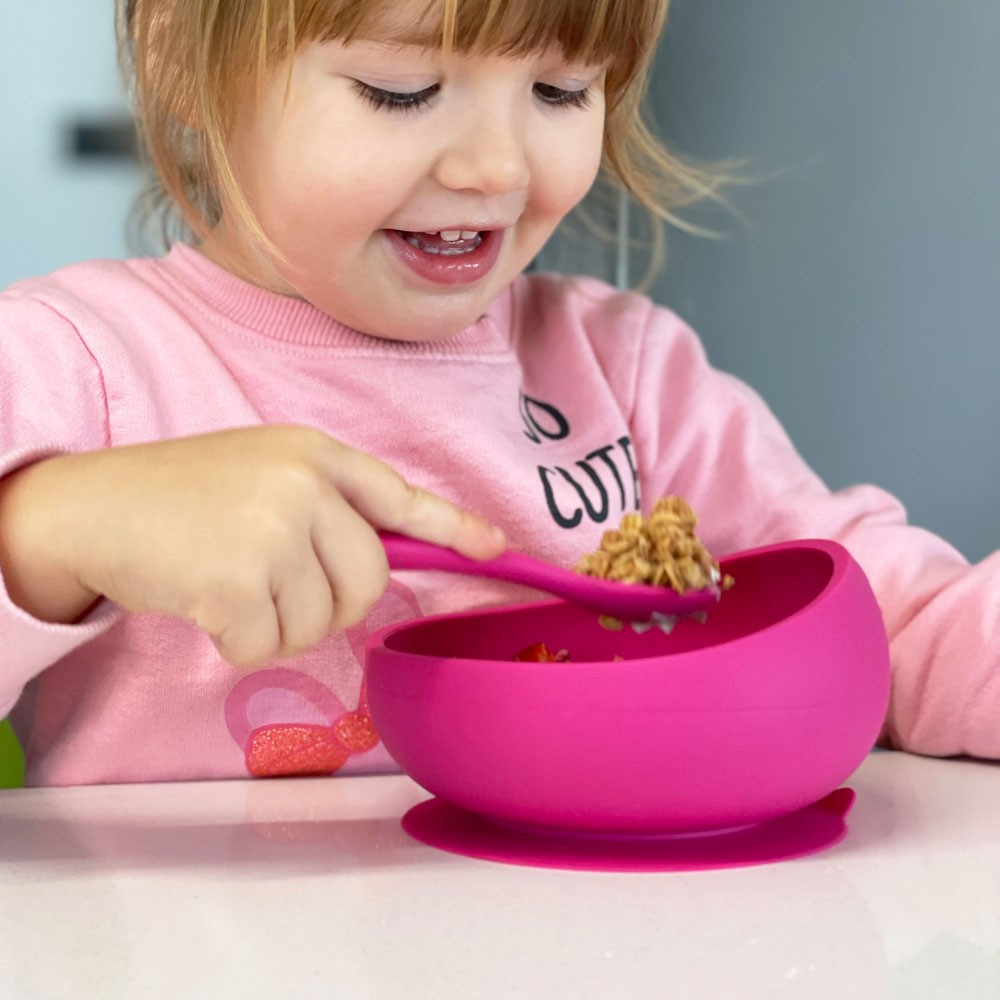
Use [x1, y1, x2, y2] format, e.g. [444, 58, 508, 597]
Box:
[398, 229, 484, 256]
[386, 227, 502, 285]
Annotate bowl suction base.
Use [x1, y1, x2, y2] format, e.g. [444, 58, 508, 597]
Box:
[401, 788, 855, 873]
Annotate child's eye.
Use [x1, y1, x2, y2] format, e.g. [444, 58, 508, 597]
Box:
[351, 81, 440, 113]
[533, 83, 592, 110]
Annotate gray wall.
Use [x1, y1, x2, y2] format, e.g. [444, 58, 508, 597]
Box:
[652, 0, 1000, 562]
[542, 1, 999, 562]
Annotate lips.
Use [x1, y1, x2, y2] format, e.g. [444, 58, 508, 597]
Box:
[386, 227, 503, 286]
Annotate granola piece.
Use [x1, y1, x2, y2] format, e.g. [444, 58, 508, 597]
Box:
[575, 496, 728, 595]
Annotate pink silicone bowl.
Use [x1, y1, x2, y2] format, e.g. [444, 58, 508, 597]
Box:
[365, 539, 891, 835]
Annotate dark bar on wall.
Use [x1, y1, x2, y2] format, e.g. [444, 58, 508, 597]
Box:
[65, 117, 138, 161]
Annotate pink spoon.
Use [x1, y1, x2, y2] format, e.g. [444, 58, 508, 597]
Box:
[379, 532, 721, 624]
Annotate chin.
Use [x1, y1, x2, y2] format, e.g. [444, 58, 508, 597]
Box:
[379, 321, 477, 344]
[368, 305, 492, 344]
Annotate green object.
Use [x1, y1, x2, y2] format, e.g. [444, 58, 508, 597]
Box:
[0, 718, 25, 788]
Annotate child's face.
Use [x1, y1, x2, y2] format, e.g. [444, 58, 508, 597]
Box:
[203, 20, 607, 341]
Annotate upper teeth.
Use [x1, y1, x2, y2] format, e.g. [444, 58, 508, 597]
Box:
[426, 230, 479, 241]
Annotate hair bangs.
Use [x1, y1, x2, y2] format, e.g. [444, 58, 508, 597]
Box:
[445, 0, 663, 72]
[291, 0, 665, 81]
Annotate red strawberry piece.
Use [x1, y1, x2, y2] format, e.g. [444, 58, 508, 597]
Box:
[246, 724, 350, 778]
[514, 642, 560, 662]
[333, 711, 380, 752]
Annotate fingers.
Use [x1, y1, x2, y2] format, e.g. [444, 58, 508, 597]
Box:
[322, 444, 506, 561]
[212, 527, 384, 666]
[270, 547, 335, 655]
[395, 485, 507, 561]
[208, 591, 281, 668]
[309, 494, 390, 631]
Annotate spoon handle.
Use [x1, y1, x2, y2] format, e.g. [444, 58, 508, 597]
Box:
[380, 532, 721, 620]
[380, 532, 568, 595]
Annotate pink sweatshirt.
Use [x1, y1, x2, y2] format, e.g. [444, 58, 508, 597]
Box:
[1, 244, 998, 785]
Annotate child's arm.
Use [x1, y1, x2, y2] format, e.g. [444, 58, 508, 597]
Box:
[0, 292, 504, 721]
[0, 426, 504, 668]
[622, 297, 1000, 758]
[0, 294, 122, 716]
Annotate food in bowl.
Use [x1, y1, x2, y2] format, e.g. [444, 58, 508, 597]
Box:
[513, 642, 623, 663]
[513, 642, 569, 662]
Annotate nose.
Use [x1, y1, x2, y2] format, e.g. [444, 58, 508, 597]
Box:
[433, 105, 531, 196]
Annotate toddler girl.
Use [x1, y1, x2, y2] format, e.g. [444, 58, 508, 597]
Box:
[1, 0, 997, 785]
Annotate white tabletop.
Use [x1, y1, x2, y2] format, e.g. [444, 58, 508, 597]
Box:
[1, 751, 998, 1000]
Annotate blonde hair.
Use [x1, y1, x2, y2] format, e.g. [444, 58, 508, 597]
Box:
[118, 0, 732, 281]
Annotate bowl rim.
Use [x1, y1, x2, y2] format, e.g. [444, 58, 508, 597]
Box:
[366, 537, 862, 666]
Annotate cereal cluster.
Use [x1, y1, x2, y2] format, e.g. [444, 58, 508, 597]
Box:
[574, 496, 729, 594]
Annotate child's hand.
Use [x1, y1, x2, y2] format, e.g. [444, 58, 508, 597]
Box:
[0, 426, 505, 666]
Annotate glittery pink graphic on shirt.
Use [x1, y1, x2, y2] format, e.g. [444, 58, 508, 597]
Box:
[224, 580, 421, 778]
[243, 722, 352, 777]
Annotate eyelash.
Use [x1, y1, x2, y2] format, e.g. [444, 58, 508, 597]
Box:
[534, 83, 592, 110]
[351, 82, 441, 112]
[350, 81, 592, 114]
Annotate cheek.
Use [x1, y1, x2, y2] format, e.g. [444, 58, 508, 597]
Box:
[254, 159, 391, 251]
[534, 142, 604, 217]
[249, 113, 405, 235]
[530, 112, 605, 213]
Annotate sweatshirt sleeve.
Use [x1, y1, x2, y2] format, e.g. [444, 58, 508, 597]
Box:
[622, 298, 1000, 759]
[0, 294, 123, 718]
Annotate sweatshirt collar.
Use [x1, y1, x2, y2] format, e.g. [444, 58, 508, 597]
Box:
[161, 241, 513, 354]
